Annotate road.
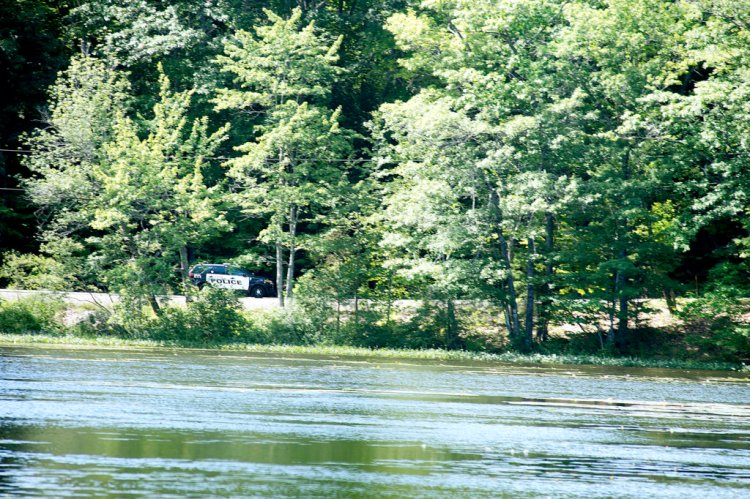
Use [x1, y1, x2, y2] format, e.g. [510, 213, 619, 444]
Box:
[0, 288, 280, 310]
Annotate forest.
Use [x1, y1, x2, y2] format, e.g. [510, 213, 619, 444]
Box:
[1, 0, 749, 362]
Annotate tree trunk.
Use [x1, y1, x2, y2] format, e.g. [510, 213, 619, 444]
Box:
[490, 190, 521, 341]
[354, 292, 360, 332]
[179, 245, 192, 303]
[276, 241, 285, 308]
[608, 266, 630, 348]
[285, 207, 297, 301]
[336, 298, 341, 336]
[524, 237, 535, 349]
[148, 294, 161, 317]
[618, 296, 629, 338]
[500, 232, 522, 341]
[385, 269, 393, 327]
[607, 296, 617, 347]
[536, 213, 554, 341]
[614, 147, 632, 346]
[445, 298, 460, 349]
[286, 247, 296, 300]
[617, 248, 629, 343]
[664, 288, 677, 315]
[503, 302, 513, 340]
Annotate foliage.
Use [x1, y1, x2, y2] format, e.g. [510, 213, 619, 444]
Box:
[153, 288, 259, 342]
[90, 67, 231, 299]
[23, 57, 231, 308]
[78, 288, 260, 343]
[214, 7, 357, 303]
[0, 296, 65, 335]
[0, 252, 69, 290]
[678, 289, 750, 362]
[7, 1, 750, 361]
[0, 0, 68, 255]
[0, 331, 743, 372]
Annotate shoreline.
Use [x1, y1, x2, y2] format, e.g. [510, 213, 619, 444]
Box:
[1, 333, 744, 372]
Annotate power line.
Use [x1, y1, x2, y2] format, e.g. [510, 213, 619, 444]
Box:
[1, 148, 375, 163]
[1, 150, 30, 193]
[215, 157, 374, 162]
[0, 148, 32, 154]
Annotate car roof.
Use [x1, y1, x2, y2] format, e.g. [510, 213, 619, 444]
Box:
[191, 263, 252, 272]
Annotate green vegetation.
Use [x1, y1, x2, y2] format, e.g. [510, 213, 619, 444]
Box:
[2, 1, 750, 364]
[0, 328, 733, 372]
[0, 296, 65, 335]
[0, 292, 746, 370]
[0, 331, 741, 372]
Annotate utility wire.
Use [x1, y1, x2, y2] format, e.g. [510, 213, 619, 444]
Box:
[0, 148, 377, 193]
[0, 148, 32, 154]
[1, 149, 29, 192]
[212, 156, 374, 162]
[1, 148, 376, 162]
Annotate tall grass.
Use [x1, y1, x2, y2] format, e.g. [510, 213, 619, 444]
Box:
[0, 333, 742, 371]
[0, 291, 745, 372]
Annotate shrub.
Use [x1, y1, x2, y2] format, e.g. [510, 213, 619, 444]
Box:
[0, 296, 66, 334]
[245, 307, 310, 345]
[153, 288, 259, 343]
[0, 252, 69, 290]
[72, 307, 119, 337]
[678, 289, 750, 363]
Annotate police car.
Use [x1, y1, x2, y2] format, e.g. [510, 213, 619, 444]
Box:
[188, 264, 275, 298]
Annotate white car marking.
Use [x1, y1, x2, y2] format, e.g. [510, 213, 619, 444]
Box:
[206, 274, 250, 290]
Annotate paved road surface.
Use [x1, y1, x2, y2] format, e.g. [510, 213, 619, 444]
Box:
[0, 288, 279, 310]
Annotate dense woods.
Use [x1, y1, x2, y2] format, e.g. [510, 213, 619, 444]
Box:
[1, 0, 750, 361]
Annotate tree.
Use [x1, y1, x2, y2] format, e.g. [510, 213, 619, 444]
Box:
[214, 8, 355, 306]
[24, 57, 230, 312]
[376, 0, 586, 350]
[642, 1, 750, 267]
[0, 0, 67, 256]
[22, 55, 131, 292]
[91, 67, 231, 309]
[373, 93, 496, 349]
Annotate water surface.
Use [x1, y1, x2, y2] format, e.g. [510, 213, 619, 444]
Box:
[1, 346, 749, 497]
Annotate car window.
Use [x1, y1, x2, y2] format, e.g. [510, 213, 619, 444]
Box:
[190, 265, 206, 274]
[228, 266, 249, 276]
[208, 265, 227, 275]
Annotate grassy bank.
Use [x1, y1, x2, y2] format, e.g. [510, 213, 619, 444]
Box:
[0, 333, 744, 372]
[1, 291, 748, 371]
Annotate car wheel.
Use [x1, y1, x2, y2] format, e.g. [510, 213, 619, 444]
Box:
[250, 286, 265, 298]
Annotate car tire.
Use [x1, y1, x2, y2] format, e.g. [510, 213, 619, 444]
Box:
[250, 286, 265, 298]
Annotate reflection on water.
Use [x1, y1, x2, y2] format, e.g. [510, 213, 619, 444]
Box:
[1, 346, 749, 497]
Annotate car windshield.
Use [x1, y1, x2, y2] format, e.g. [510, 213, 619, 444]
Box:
[228, 266, 251, 276]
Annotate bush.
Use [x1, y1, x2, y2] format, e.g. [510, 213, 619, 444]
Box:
[678, 289, 750, 363]
[72, 307, 119, 337]
[153, 288, 260, 343]
[615, 327, 686, 359]
[0, 296, 66, 334]
[537, 332, 602, 356]
[246, 307, 312, 345]
[75, 288, 262, 343]
[0, 252, 69, 290]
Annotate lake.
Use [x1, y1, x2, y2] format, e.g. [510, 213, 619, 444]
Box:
[1, 346, 749, 497]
